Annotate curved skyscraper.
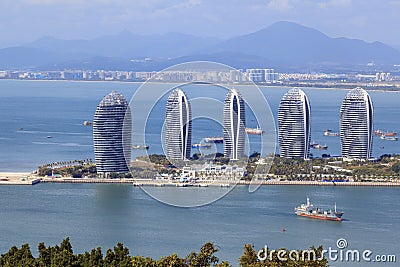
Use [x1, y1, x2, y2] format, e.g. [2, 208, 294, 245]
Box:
[164, 89, 192, 162]
[223, 89, 246, 160]
[278, 88, 311, 159]
[93, 91, 131, 175]
[340, 87, 373, 160]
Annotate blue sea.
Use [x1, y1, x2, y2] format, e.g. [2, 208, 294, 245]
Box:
[0, 80, 399, 172]
[0, 184, 399, 267]
[0, 80, 400, 266]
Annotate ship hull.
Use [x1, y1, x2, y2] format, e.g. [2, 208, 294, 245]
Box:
[296, 213, 342, 222]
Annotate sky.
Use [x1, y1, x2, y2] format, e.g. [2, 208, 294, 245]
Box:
[1, 0, 400, 47]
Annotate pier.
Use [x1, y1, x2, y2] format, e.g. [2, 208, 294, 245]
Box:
[0, 172, 41, 185]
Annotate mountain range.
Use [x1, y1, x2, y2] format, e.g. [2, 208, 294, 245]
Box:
[1, 21, 400, 71]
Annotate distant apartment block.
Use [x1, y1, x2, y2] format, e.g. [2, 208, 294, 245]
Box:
[180, 164, 246, 179]
[246, 68, 278, 83]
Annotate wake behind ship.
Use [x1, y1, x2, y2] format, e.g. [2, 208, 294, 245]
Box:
[295, 197, 344, 222]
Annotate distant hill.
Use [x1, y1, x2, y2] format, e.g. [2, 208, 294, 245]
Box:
[157, 52, 275, 70]
[392, 45, 400, 52]
[0, 47, 79, 69]
[27, 32, 221, 59]
[37, 52, 273, 72]
[1, 21, 400, 70]
[209, 21, 400, 66]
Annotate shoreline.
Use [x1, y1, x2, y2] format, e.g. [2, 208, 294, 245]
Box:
[1, 174, 400, 186]
[37, 177, 400, 187]
[1, 172, 400, 187]
[1, 78, 400, 92]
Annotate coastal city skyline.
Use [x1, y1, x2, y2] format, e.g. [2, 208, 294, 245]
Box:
[1, 2, 400, 266]
[2, 68, 400, 93]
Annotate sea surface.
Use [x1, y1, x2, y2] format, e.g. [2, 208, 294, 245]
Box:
[0, 79, 399, 172]
[0, 80, 400, 266]
[0, 184, 399, 267]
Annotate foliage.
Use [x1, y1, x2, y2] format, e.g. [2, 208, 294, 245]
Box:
[238, 244, 328, 267]
[0, 239, 328, 267]
[37, 159, 96, 178]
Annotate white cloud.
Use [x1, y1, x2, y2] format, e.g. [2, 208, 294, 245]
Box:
[266, 0, 293, 11]
[318, 0, 352, 9]
[152, 0, 202, 16]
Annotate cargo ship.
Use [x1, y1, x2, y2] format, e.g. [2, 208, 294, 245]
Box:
[374, 130, 397, 137]
[294, 197, 343, 222]
[245, 127, 264, 135]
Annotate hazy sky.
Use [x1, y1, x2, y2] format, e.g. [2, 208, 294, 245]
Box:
[1, 0, 400, 47]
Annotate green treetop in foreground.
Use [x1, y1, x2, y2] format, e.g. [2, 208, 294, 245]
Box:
[0, 238, 329, 267]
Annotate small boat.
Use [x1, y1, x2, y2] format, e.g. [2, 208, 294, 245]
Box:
[82, 120, 93, 126]
[323, 129, 339, 136]
[132, 145, 150, 149]
[310, 141, 318, 148]
[47, 136, 52, 138]
[246, 127, 264, 135]
[204, 137, 224, 143]
[176, 183, 193, 187]
[313, 144, 328, 150]
[294, 197, 343, 222]
[192, 143, 212, 149]
[380, 135, 398, 141]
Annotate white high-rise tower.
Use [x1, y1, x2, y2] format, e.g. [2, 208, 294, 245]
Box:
[223, 89, 246, 160]
[278, 88, 311, 159]
[340, 87, 374, 160]
[164, 89, 192, 161]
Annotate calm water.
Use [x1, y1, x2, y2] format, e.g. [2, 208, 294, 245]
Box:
[0, 80, 400, 266]
[0, 80, 399, 171]
[0, 184, 399, 266]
